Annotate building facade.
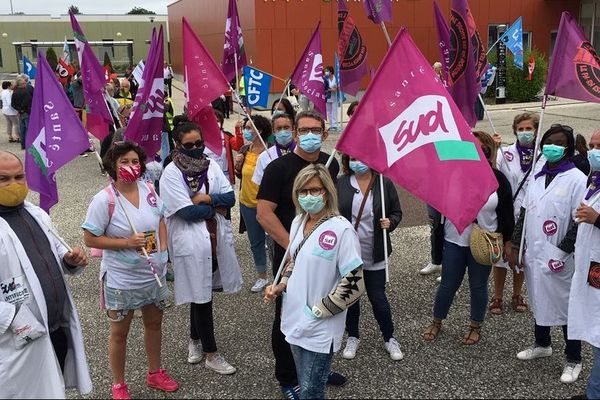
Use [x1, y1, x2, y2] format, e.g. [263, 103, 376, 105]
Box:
[0, 14, 168, 74]
[168, 0, 592, 92]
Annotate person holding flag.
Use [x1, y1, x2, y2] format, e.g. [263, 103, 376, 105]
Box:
[323, 66, 339, 132]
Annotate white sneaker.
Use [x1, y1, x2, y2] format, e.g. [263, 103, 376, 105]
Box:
[384, 338, 404, 361]
[420, 262, 442, 275]
[342, 337, 360, 360]
[205, 353, 236, 375]
[187, 339, 203, 364]
[516, 345, 552, 361]
[560, 362, 582, 384]
[251, 278, 268, 293]
[435, 276, 442, 283]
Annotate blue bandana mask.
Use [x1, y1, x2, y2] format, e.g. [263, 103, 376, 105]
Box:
[298, 194, 325, 214]
[349, 160, 369, 174]
[243, 129, 254, 142]
[298, 132, 322, 153]
[542, 144, 566, 163]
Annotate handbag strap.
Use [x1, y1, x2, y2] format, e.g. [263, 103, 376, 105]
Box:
[513, 167, 533, 202]
[292, 214, 335, 263]
[353, 175, 377, 231]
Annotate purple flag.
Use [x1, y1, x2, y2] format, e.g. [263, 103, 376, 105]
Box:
[69, 11, 113, 139]
[433, 1, 451, 86]
[290, 22, 326, 116]
[337, 0, 368, 96]
[448, 0, 479, 127]
[124, 26, 165, 157]
[364, 0, 392, 24]
[25, 53, 90, 213]
[222, 0, 247, 82]
[545, 11, 600, 103]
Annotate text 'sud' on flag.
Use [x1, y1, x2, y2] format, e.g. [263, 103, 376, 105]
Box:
[545, 11, 600, 103]
[243, 66, 272, 109]
[25, 53, 90, 213]
[336, 28, 498, 233]
[182, 17, 229, 155]
[499, 17, 524, 70]
[290, 22, 326, 116]
[337, 0, 368, 96]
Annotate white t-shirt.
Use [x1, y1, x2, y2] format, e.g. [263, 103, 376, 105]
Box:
[349, 175, 384, 271]
[444, 191, 499, 247]
[326, 76, 338, 104]
[1, 89, 17, 116]
[82, 181, 168, 289]
[252, 146, 281, 185]
[281, 215, 363, 354]
[163, 66, 173, 79]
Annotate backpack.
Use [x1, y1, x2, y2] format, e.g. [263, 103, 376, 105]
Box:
[89, 181, 157, 258]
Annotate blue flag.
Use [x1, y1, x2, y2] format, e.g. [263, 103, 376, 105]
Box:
[243, 66, 272, 109]
[499, 17, 524, 70]
[23, 55, 37, 79]
[334, 53, 346, 104]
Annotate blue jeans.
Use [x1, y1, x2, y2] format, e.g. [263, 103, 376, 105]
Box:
[427, 205, 443, 265]
[239, 203, 267, 274]
[19, 112, 29, 149]
[588, 345, 600, 399]
[433, 240, 492, 323]
[290, 344, 333, 399]
[346, 268, 394, 342]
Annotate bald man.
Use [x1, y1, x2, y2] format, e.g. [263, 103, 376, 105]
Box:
[0, 151, 92, 398]
[116, 79, 134, 108]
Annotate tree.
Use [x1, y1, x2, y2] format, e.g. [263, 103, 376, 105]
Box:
[127, 7, 156, 15]
[46, 47, 59, 72]
[69, 5, 81, 14]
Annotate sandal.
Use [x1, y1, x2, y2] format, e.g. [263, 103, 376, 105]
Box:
[512, 294, 528, 313]
[462, 324, 481, 345]
[489, 298, 503, 315]
[422, 320, 442, 342]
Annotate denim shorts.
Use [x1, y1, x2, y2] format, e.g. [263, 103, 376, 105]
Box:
[104, 277, 169, 316]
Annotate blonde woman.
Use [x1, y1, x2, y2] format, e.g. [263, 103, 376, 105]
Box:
[266, 164, 365, 399]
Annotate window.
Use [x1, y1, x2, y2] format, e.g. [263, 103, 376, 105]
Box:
[103, 39, 115, 58]
[30, 39, 38, 59]
[549, 31, 558, 62]
[522, 32, 532, 51]
[0, 48, 3, 68]
[488, 24, 508, 49]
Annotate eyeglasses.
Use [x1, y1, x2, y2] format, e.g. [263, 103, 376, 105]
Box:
[298, 187, 324, 197]
[550, 124, 574, 134]
[181, 140, 204, 150]
[297, 127, 324, 135]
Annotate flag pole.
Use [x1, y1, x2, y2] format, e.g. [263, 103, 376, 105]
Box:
[478, 93, 506, 160]
[518, 94, 547, 266]
[486, 37, 502, 55]
[41, 220, 74, 253]
[274, 79, 292, 115]
[111, 183, 163, 287]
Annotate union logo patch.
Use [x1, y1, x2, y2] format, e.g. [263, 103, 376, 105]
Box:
[574, 41, 600, 100]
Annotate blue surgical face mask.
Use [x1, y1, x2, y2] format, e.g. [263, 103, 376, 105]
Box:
[298, 194, 325, 214]
[349, 160, 369, 174]
[542, 144, 566, 163]
[298, 132, 322, 153]
[275, 129, 293, 146]
[517, 131, 535, 146]
[243, 128, 254, 142]
[588, 149, 600, 171]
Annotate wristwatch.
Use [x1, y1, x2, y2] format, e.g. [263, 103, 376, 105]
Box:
[311, 305, 323, 318]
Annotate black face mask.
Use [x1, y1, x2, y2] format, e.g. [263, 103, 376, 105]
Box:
[180, 145, 205, 159]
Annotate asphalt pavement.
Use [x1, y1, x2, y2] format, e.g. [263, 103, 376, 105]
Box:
[1, 96, 599, 398]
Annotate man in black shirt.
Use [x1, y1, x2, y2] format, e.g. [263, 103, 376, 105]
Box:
[257, 110, 341, 397]
[11, 76, 34, 150]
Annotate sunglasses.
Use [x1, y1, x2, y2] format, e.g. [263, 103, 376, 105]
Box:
[181, 140, 204, 150]
[550, 124, 574, 134]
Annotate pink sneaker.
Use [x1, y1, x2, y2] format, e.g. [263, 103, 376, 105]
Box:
[111, 382, 131, 400]
[146, 368, 179, 392]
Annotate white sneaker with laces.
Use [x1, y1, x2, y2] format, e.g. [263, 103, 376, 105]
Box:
[205, 354, 236, 375]
[251, 278, 268, 293]
[560, 362, 582, 384]
[187, 339, 203, 364]
[516, 345, 552, 361]
[384, 338, 404, 361]
[342, 337, 360, 360]
[420, 262, 442, 275]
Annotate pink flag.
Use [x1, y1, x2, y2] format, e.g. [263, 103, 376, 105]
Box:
[545, 11, 600, 103]
[337, 0, 368, 96]
[290, 22, 326, 116]
[222, 0, 247, 82]
[124, 26, 165, 157]
[182, 17, 229, 155]
[336, 28, 498, 233]
[447, 0, 480, 127]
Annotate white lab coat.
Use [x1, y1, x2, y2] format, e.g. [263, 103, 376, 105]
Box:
[0, 202, 92, 398]
[523, 167, 586, 326]
[568, 191, 600, 348]
[159, 160, 242, 305]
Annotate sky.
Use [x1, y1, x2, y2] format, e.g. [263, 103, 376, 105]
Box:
[2, 0, 169, 15]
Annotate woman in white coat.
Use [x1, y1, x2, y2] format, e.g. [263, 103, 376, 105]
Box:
[508, 124, 587, 384]
[0, 157, 91, 399]
[159, 121, 242, 375]
[569, 130, 600, 399]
